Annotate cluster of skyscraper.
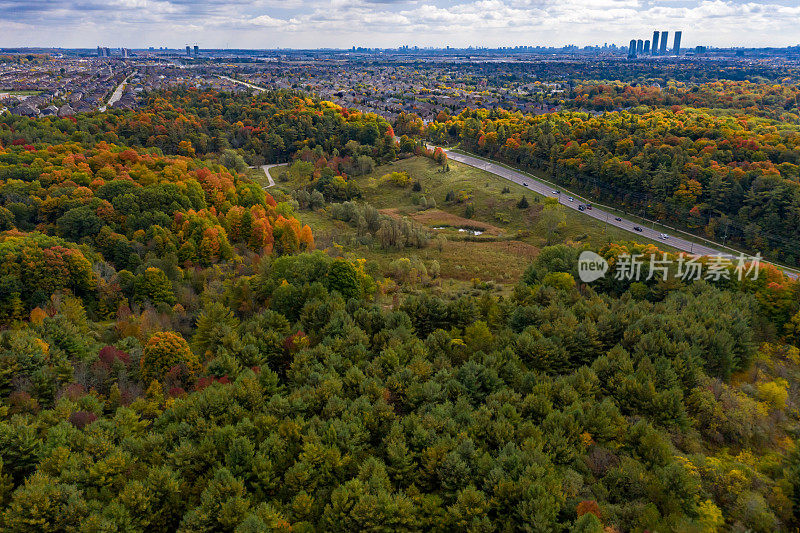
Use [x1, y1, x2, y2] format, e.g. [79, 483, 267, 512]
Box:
[96, 47, 131, 58]
[186, 45, 200, 57]
[628, 30, 681, 59]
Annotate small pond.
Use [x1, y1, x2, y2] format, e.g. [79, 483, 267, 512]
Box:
[432, 226, 484, 236]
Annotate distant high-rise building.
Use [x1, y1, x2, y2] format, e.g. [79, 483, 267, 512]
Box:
[97, 46, 102, 57]
[628, 39, 637, 59]
[194, 45, 199, 56]
[659, 31, 669, 54]
[636, 39, 643, 54]
[644, 40, 650, 54]
[652, 31, 659, 55]
[673, 31, 682, 55]
[186, 45, 191, 56]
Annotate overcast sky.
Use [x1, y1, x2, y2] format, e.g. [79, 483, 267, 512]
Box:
[1, 0, 799, 49]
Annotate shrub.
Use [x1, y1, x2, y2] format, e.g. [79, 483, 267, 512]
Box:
[757, 379, 789, 410]
[542, 272, 576, 290]
[381, 171, 411, 187]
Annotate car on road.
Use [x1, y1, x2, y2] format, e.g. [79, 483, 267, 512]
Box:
[659, 233, 669, 239]
[552, 190, 560, 195]
[633, 226, 643, 232]
[523, 183, 527, 187]
[586, 204, 592, 210]
[578, 204, 586, 211]
[614, 217, 622, 222]
[567, 196, 574, 202]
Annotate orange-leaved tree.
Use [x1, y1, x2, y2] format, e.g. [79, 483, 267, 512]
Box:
[141, 331, 200, 383]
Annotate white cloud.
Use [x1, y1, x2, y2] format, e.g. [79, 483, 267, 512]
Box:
[247, 14, 287, 27]
[0, 0, 798, 47]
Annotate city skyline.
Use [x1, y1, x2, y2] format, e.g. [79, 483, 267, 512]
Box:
[2, 0, 800, 50]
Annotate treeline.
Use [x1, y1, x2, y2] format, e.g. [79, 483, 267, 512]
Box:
[0, 246, 798, 531]
[0, 88, 398, 166]
[423, 106, 800, 266]
[564, 81, 800, 122]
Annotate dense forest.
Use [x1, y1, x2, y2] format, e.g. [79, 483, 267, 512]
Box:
[563, 81, 800, 122]
[422, 106, 800, 266]
[0, 88, 799, 531]
[0, 89, 397, 166]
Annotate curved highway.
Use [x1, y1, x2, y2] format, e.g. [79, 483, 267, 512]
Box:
[435, 146, 797, 279]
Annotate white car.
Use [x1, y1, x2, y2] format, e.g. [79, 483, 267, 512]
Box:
[659, 233, 669, 239]
[567, 196, 574, 202]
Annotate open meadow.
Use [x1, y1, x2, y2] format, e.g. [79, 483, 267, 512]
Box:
[271, 155, 678, 285]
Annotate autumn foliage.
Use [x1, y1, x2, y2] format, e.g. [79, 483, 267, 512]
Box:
[424, 105, 800, 265]
[140, 331, 199, 383]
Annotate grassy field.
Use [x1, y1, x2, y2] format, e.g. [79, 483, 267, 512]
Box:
[267, 156, 681, 285]
[245, 167, 273, 190]
[354, 157, 666, 246]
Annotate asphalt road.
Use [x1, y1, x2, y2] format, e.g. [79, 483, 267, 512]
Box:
[442, 148, 740, 259]
[248, 163, 285, 189]
[99, 74, 131, 112]
[218, 75, 266, 92]
[261, 163, 287, 187]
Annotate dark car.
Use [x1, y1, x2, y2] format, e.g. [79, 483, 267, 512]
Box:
[615, 217, 622, 221]
[578, 204, 586, 211]
[633, 226, 643, 232]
